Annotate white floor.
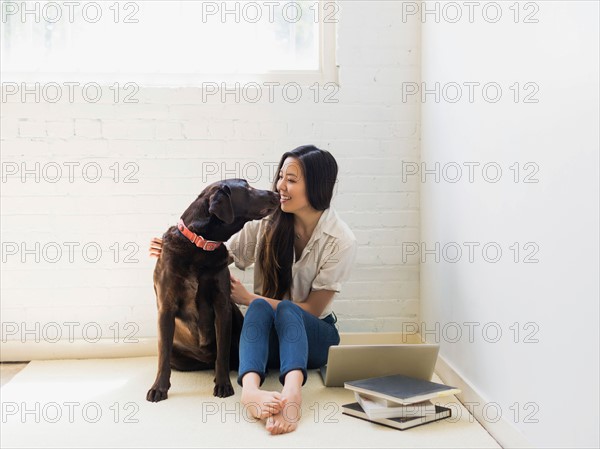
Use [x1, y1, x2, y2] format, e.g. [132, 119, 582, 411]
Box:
[0, 358, 501, 448]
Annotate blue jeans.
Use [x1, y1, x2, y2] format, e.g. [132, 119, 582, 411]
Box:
[236, 298, 340, 387]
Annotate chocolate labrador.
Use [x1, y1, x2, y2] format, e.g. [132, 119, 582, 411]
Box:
[146, 179, 279, 402]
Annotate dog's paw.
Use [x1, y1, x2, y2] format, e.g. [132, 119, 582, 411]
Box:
[213, 382, 235, 398]
[146, 385, 169, 402]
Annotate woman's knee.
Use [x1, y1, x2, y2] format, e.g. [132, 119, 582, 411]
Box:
[274, 299, 300, 317]
[246, 297, 273, 315]
[241, 298, 274, 338]
[274, 300, 302, 326]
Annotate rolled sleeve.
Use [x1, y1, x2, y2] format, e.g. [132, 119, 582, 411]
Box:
[311, 239, 358, 294]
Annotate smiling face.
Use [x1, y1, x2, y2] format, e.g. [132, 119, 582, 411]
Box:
[276, 157, 312, 214]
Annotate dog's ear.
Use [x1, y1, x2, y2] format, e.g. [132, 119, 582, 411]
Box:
[208, 186, 234, 224]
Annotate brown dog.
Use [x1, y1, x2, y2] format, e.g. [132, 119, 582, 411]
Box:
[146, 179, 279, 402]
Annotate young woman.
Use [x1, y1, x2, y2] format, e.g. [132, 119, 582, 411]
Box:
[149, 145, 357, 435]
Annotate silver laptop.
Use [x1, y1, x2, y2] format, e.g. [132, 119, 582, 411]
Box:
[319, 332, 440, 387]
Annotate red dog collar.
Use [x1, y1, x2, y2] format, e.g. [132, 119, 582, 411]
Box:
[177, 219, 223, 251]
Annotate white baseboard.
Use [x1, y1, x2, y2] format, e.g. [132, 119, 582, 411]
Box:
[435, 354, 533, 449]
[0, 338, 158, 361]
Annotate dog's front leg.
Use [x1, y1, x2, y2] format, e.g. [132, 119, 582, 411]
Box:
[213, 282, 234, 398]
[147, 305, 176, 402]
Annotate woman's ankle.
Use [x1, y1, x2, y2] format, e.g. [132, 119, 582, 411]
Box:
[241, 372, 262, 390]
[283, 370, 304, 390]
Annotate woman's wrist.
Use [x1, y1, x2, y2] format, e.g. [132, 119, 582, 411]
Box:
[244, 293, 255, 307]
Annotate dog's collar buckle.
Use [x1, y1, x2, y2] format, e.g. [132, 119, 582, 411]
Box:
[177, 219, 222, 251]
[203, 241, 218, 251]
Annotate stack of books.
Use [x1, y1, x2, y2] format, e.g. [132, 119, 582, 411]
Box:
[342, 374, 461, 431]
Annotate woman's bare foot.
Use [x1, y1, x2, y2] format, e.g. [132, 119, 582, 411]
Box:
[265, 383, 302, 435]
[241, 387, 287, 420]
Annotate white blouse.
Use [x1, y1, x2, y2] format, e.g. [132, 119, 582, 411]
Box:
[225, 206, 358, 319]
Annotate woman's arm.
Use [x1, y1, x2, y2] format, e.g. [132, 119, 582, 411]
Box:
[288, 290, 335, 317]
[231, 275, 335, 318]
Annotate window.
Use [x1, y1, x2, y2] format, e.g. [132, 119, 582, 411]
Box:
[0, 0, 338, 86]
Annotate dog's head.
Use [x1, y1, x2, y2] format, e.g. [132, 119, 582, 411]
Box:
[181, 178, 280, 242]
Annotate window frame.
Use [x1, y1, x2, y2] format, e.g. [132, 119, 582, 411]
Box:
[1, 0, 339, 88]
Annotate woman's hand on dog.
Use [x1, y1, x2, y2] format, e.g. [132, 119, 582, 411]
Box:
[149, 237, 163, 258]
[230, 274, 252, 306]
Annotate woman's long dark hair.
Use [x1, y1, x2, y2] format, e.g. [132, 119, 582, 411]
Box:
[258, 145, 338, 300]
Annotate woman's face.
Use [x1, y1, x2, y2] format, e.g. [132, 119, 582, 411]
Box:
[276, 157, 311, 214]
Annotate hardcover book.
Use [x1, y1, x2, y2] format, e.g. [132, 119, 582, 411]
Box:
[355, 392, 437, 419]
[342, 402, 452, 431]
[344, 374, 461, 405]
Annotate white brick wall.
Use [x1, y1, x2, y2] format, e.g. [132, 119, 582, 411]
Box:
[0, 1, 420, 353]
